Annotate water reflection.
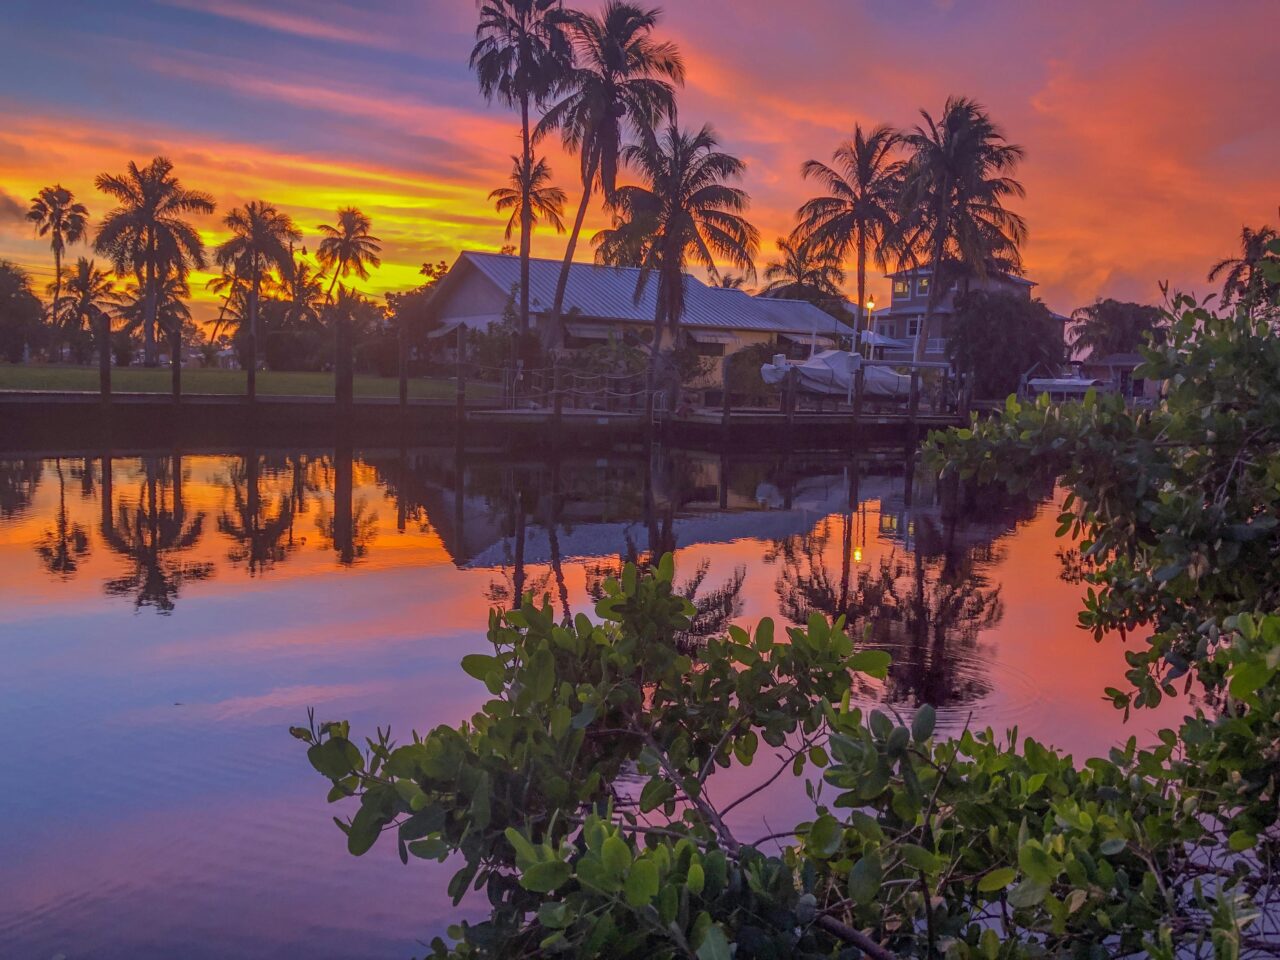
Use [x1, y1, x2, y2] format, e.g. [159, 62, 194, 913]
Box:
[34, 458, 90, 578]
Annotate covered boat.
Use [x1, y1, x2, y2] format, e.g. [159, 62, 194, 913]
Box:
[761, 350, 914, 401]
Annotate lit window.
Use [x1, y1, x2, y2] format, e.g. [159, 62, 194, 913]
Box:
[892, 279, 909, 296]
[916, 277, 931, 296]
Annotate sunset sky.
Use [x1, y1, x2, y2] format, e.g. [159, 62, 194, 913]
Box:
[1, 0, 1277, 320]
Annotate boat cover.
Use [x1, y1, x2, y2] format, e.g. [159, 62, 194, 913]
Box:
[761, 350, 913, 399]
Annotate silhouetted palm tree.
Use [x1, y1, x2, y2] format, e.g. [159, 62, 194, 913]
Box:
[317, 207, 381, 302]
[796, 124, 904, 342]
[471, 0, 576, 334]
[490, 154, 569, 240]
[714, 273, 748, 290]
[50, 258, 122, 361]
[280, 257, 327, 328]
[117, 271, 192, 353]
[214, 201, 300, 399]
[93, 158, 214, 366]
[34, 458, 90, 579]
[595, 123, 759, 409]
[1208, 222, 1279, 309]
[898, 98, 1026, 361]
[537, 1, 682, 340]
[217, 454, 298, 575]
[760, 235, 845, 304]
[1068, 299, 1165, 360]
[27, 185, 90, 357]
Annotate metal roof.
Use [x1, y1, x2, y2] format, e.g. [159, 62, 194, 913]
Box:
[455, 251, 853, 337]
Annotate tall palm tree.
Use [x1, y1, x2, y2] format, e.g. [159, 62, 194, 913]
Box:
[537, 1, 682, 340]
[27, 185, 90, 358]
[279, 257, 327, 328]
[471, 0, 576, 334]
[93, 157, 214, 366]
[50, 258, 122, 361]
[1068, 299, 1165, 360]
[214, 201, 300, 400]
[898, 97, 1026, 361]
[594, 123, 759, 409]
[760, 234, 846, 303]
[490, 154, 569, 240]
[117, 271, 193, 350]
[796, 124, 904, 344]
[316, 207, 381, 302]
[1208, 222, 1279, 309]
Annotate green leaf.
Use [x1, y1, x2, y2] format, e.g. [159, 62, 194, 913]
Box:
[602, 834, 632, 878]
[696, 924, 730, 960]
[347, 803, 384, 856]
[307, 737, 362, 780]
[1098, 837, 1126, 856]
[1228, 660, 1272, 701]
[848, 852, 882, 904]
[911, 704, 936, 742]
[686, 861, 705, 896]
[901, 843, 942, 874]
[526, 648, 556, 703]
[1008, 877, 1050, 909]
[1228, 830, 1257, 852]
[521, 859, 571, 893]
[624, 859, 660, 907]
[460, 654, 499, 682]
[849, 649, 891, 679]
[806, 814, 843, 859]
[977, 867, 1017, 892]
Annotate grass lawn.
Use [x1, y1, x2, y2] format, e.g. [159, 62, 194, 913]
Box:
[0, 364, 496, 401]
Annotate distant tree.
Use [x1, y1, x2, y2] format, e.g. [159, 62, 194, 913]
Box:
[0, 260, 45, 363]
[1208, 222, 1279, 310]
[27, 184, 90, 356]
[117, 270, 196, 354]
[760, 234, 845, 304]
[595, 123, 759, 408]
[796, 124, 904, 343]
[471, 0, 576, 334]
[317, 207, 382, 302]
[537, 1, 683, 339]
[214, 201, 301, 397]
[714, 273, 749, 290]
[899, 97, 1026, 361]
[50, 258, 122, 363]
[93, 157, 214, 366]
[1068, 298, 1165, 360]
[946, 290, 1063, 398]
[490, 154, 569, 241]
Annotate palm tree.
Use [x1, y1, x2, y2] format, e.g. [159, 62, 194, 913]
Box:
[93, 157, 214, 366]
[536, 1, 682, 340]
[594, 123, 759, 410]
[898, 98, 1027, 361]
[117, 271, 192, 350]
[214, 201, 300, 400]
[1208, 222, 1279, 309]
[490, 154, 569, 240]
[796, 124, 904, 344]
[760, 234, 846, 303]
[1068, 299, 1165, 360]
[316, 207, 381, 302]
[471, 0, 576, 334]
[714, 273, 748, 290]
[27, 185, 90, 358]
[279, 257, 327, 328]
[50, 258, 121, 361]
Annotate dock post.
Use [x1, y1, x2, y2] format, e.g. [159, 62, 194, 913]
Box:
[97, 307, 112, 420]
[908, 368, 920, 426]
[720, 356, 731, 440]
[852, 366, 865, 438]
[552, 361, 563, 429]
[785, 368, 797, 430]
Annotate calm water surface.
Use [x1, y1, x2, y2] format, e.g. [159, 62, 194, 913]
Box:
[0, 446, 1185, 959]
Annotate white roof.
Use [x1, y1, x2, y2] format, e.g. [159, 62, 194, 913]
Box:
[450, 251, 853, 337]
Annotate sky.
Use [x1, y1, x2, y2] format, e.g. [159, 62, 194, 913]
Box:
[0, 0, 1277, 322]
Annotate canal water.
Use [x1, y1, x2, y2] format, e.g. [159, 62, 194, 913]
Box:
[0, 446, 1185, 959]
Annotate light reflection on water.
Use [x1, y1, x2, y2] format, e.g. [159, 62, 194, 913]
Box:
[0, 447, 1185, 959]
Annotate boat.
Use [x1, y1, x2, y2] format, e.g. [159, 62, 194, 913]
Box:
[761, 350, 914, 401]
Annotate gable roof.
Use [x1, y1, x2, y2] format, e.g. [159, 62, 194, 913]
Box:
[443, 251, 852, 337]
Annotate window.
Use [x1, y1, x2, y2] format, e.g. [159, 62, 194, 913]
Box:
[916, 277, 931, 296]
[877, 322, 893, 337]
[906, 318, 920, 338]
[892, 279, 910, 296]
[691, 340, 725, 358]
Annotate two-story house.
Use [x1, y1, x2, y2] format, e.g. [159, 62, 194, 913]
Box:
[872, 264, 1037, 360]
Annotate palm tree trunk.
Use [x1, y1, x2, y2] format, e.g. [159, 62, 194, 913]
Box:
[248, 267, 259, 403]
[143, 240, 158, 367]
[915, 205, 949, 363]
[518, 94, 533, 337]
[170, 320, 182, 404]
[325, 270, 340, 304]
[52, 246, 62, 362]
[856, 231, 867, 355]
[549, 151, 599, 349]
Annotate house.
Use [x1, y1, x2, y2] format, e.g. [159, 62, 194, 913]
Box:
[1079, 352, 1159, 401]
[872, 264, 1041, 360]
[428, 252, 854, 381]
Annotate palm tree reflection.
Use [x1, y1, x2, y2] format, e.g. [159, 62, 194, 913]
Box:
[217, 452, 300, 575]
[0, 460, 42, 519]
[314, 445, 378, 566]
[34, 458, 90, 578]
[102, 455, 212, 613]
